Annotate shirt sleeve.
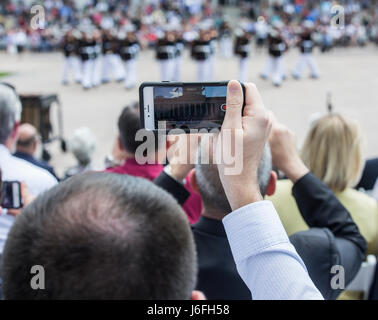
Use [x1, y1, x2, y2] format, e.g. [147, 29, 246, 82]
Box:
[222, 200, 324, 300]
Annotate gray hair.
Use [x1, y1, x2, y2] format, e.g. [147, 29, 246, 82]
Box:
[0, 84, 22, 144]
[195, 143, 272, 219]
[69, 127, 96, 165]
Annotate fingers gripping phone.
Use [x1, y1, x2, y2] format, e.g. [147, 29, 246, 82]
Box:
[139, 81, 246, 132]
[1, 181, 23, 209]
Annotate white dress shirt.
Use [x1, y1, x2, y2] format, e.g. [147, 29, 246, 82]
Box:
[0, 144, 58, 253]
[222, 200, 324, 300]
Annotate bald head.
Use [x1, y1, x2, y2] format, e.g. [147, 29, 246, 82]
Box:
[16, 123, 38, 155]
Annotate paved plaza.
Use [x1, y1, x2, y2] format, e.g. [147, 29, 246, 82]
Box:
[1, 45, 377, 176]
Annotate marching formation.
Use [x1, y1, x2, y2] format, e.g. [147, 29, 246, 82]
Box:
[2, 0, 377, 89]
[60, 18, 326, 90]
[62, 26, 140, 90]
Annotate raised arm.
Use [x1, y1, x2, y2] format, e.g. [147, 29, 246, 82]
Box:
[217, 80, 323, 300]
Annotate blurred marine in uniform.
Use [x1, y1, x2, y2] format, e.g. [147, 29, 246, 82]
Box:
[208, 26, 218, 81]
[255, 16, 269, 53]
[234, 25, 253, 83]
[119, 25, 140, 89]
[92, 29, 104, 88]
[292, 20, 320, 80]
[260, 22, 288, 87]
[61, 29, 82, 85]
[79, 30, 97, 90]
[156, 27, 177, 82]
[191, 26, 212, 82]
[219, 20, 233, 59]
[101, 30, 124, 84]
[173, 29, 185, 82]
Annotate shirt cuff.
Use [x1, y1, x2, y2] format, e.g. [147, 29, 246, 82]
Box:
[222, 200, 291, 263]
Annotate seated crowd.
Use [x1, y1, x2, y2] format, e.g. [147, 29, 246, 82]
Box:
[0, 81, 377, 300]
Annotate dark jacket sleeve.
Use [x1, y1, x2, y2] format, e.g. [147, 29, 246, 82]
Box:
[292, 172, 367, 255]
[289, 173, 367, 299]
[154, 171, 190, 206]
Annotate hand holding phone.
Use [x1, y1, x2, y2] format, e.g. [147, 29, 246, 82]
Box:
[139, 81, 245, 132]
[1, 181, 23, 209]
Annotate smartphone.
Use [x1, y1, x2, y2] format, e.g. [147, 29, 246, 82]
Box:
[1, 181, 22, 209]
[139, 81, 245, 132]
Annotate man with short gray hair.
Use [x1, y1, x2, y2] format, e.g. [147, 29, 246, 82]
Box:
[0, 83, 57, 254]
[189, 142, 276, 299]
[188, 120, 365, 299]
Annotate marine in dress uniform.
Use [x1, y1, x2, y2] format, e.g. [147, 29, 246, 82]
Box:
[292, 20, 320, 79]
[260, 23, 288, 87]
[61, 30, 82, 85]
[219, 21, 233, 59]
[79, 31, 97, 90]
[119, 25, 140, 89]
[255, 16, 269, 53]
[208, 27, 218, 81]
[234, 27, 253, 83]
[92, 29, 104, 88]
[156, 29, 177, 82]
[191, 28, 212, 82]
[173, 30, 185, 82]
[101, 30, 124, 84]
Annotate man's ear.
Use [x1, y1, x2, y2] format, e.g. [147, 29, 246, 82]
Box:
[266, 170, 277, 196]
[191, 290, 206, 300]
[11, 122, 20, 139]
[188, 168, 199, 194]
[117, 134, 125, 152]
[32, 138, 38, 152]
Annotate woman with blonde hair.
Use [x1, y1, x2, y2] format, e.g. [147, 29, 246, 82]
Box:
[269, 113, 378, 258]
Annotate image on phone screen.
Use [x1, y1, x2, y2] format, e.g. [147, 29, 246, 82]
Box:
[142, 83, 228, 131]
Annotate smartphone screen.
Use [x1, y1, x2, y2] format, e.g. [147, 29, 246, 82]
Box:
[140, 82, 237, 131]
[1, 181, 22, 209]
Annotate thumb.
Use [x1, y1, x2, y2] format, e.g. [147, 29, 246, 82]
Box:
[222, 80, 243, 130]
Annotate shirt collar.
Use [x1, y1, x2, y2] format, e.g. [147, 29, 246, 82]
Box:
[194, 216, 227, 237]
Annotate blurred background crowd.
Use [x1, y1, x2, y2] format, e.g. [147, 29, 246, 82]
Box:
[0, 0, 377, 54]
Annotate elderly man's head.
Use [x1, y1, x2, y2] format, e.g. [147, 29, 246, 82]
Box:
[16, 123, 39, 155]
[0, 83, 22, 149]
[190, 140, 276, 219]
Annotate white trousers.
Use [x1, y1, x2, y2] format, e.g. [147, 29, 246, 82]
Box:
[102, 53, 124, 82]
[160, 59, 176, 82]
[173, 56, 182, 82]
[123, 59, 137, 88]
[220, 38, 233, 58]
[62, 56, 82, 83]
[82, 59, 95, 89]
[261, 56, 285, 86]
[208, 55, 215, 81]
[196, 59, 211, 82]
[239, 57, 249, 83]
[293, 53, 320, 78]
[92, 57, 103, 87]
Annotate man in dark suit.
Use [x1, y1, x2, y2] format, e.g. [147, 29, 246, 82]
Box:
[13, 123, 57, 179]
[185, 123, 366, 300]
